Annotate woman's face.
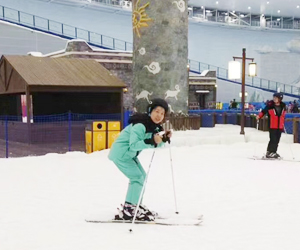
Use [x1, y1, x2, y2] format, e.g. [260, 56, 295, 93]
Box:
[273, 96, 280, 103]
[150, 106, 165, 124]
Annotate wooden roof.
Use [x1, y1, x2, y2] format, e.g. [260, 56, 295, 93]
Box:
[0, 55, 126, 94]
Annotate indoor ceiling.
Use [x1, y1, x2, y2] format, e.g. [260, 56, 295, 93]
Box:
[188, 0, 300, 17]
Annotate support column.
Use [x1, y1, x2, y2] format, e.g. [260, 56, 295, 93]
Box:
[132, 0, 189, 114]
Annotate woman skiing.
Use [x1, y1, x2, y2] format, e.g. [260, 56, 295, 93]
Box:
[108, 98, 172, 221]
[257, 93, 286, 159]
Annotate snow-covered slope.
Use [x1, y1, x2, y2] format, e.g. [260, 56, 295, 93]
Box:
[1, 125, 299, 250]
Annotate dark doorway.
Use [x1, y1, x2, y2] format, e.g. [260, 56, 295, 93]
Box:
[32, 92, 121, 115]
[199, 93, 206, 109]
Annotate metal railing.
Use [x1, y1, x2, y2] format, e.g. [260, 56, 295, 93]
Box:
[0, 5, 132, 51]
[0, 4, 299, 97]
[188, 59, 300, 97]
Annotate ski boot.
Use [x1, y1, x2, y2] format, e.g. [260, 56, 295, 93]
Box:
[115, 202, 155, 221]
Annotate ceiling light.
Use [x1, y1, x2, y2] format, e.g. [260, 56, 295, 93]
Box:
[216, 1, 219, 4]
[297, 5, 300, 8]
[196, 90, 210, 93]
[201, 6, 204, 9]
[267, 1, 269, 4]
[248, 7, 251, 10]
[277, 10, 280, 13]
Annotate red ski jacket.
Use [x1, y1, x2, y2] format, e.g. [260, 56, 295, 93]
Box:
[258, 101, 286, 130]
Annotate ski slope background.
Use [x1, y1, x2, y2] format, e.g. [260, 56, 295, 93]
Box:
[1, 125, 300, 250]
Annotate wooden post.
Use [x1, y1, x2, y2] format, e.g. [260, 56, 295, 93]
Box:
[223, 112, 227, 124]
[240, 48, 246, 135]
[120, 89, 124, 129]
[25, 85, 32, 144]
[200, 114, 202, 128]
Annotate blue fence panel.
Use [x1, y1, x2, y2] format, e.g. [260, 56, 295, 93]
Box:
[201, 113, 214, 127]
[216, 113, 224, 124]
[123, 111, 131, 128]
[245, 115, 252, 127]
[284, 120, 293, 134]
[227, 113, 237, 124]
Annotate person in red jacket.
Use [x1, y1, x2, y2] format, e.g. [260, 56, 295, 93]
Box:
[257, 93, 286, 159]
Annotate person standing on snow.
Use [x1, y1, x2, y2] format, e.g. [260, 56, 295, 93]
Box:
[256, 93, 286, 159]
[108, 98, 172, 221]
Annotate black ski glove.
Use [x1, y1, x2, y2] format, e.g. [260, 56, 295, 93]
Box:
[144, 133, 158, 148]
[162, 131, 171, 144]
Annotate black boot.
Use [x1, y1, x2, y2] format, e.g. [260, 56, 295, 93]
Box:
[115, 202, 155, 221]
[266, 151, 272, 158]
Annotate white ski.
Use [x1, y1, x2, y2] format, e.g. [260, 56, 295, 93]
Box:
[86, 216, 203, 226]
[250, 156, 299, 162]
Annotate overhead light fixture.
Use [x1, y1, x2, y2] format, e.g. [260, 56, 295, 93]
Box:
[248, 7, 251, 10]
[248, 63, 257, 77]
[267, 1, 269, 4]
[216, 1, 219, 4]
[196, 90, 210, 93]
[277, 10, 280, 13]
[297, 5, 300, 8]
[201, 6, 204, 9]
[228, 61, 241, 80]
[239, 92, 248, 97]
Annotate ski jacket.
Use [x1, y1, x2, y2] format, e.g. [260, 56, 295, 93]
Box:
[258, 101, 286, 130]
[108, 114, 164, 162]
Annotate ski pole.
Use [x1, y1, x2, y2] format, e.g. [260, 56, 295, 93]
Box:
[284, 126, 295, 160]
[253, 119, 259, 157]
[169, 145, 179, 214]
[130, 149, 156, 233]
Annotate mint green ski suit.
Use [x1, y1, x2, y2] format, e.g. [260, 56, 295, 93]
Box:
[108, 122, 164, 205]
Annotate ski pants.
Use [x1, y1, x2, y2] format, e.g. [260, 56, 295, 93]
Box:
[267, 129, 282, 153]
[112, 157, 146, 205]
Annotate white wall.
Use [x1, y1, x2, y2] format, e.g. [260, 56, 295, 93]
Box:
[259, 52, 300, 85]
[217, 78, 296, 103]
[1, 0, 300, 87]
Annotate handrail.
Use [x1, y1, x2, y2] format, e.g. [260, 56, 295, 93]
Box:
[0, 4, 299, 97]
[188, 59, 300, 98]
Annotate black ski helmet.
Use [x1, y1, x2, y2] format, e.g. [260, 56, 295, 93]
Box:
[147, 98, 169, 114]
[273, 92, 283, 101]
